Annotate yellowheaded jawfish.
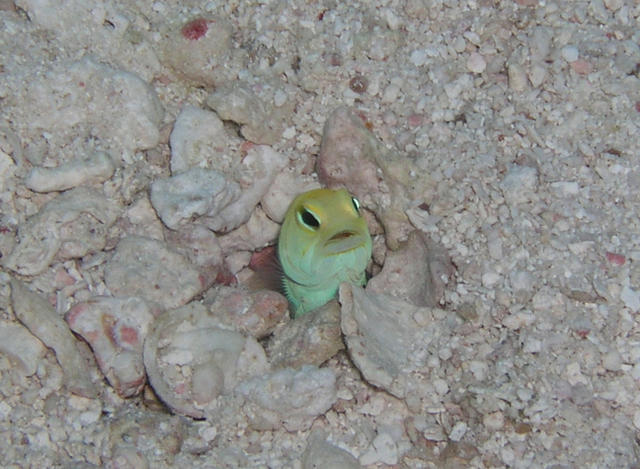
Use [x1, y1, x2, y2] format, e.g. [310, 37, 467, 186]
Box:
[278, 188, 372, 317]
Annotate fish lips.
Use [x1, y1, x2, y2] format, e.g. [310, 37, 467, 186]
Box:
[322, 230, 370, 255]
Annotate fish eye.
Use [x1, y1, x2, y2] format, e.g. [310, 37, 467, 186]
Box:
[351, 196, 360, 213]
[298, 207, 320, 229]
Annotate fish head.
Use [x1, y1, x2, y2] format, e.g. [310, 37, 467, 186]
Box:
[278, 188, 372, 286]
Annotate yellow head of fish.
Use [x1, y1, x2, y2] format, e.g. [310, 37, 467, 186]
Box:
[278, 188, 372, 317]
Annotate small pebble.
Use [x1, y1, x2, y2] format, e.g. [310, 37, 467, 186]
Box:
[602, 350, 622, 372]
[449, 421, 468, 442]
[507, 63, 527, 91]
[571, 59, 592, 75]
[483, 411, 504, 431]
[605, 252, 625, 266]
[604, 0, 623, 11]
[466, 52, 486, 73]
[410, 49, 427, 67]
[620, 286, 640, 311]
[561, 45, 579, 62]
[482, 271, 500, 287]
[528, 64, 546, 87]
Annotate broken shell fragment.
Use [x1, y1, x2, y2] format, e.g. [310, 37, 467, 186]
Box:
[24, 151, 115, 193]
[0, 321, 47, 376]
[202, 285, 288, 340]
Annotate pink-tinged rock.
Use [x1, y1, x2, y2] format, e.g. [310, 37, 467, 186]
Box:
[202, 285, 288, 339]
[104, 236, 205, 310]
[316, 107, 414, 248]
[266, 299, 344, 369]
[367, 230, 454, 307]
[65, 297, 155, 398]
[571, 59, 592, 75]
[10, 279, 97, 398]
[605, 251, 625, 266]
[181, 18, 209, 40]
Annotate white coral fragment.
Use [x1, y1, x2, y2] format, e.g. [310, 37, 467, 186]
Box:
[3, 187, 120, 276]
[24, 152, 115, 193]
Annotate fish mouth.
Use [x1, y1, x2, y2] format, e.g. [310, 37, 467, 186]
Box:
[323, 230, 367, 255]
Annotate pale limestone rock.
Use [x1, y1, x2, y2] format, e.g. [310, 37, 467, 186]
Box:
[235, 365, 336, 431]
[24, 152, 115, 193]
[104, 236, 204, 310]
[3, 187, 120, 276]
[143, 302, 269, 418]
[10, 279, 97, 398]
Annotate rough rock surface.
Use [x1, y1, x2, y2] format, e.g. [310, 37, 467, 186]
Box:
[339, 283, 458, 399]
[10, 279, 97, 398]
[65, 296, 155, 398]
[267, 299, 345, 369]
[143, 302, 269, 418]
[366, 230, 454, 307]
[235, 365, 337, 431]
[3, 187, 120, 276]
[104, 236, 205, 310]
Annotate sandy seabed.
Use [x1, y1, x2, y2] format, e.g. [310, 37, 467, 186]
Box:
[1, 0, 640, 468]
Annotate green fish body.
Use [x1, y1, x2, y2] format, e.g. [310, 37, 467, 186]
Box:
[278, 188, 372, 317]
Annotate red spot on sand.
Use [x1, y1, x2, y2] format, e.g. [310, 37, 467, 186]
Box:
[605, 251, 625, 266]
[118, 325, 139, 346]
[574, 329, 590, 339]
[635, 101, 640, 113]
[240, 141, 255, 154]
[571, 59, 592, 75]
[408, 114, 423, 127]
[181, 18, 209, 40]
